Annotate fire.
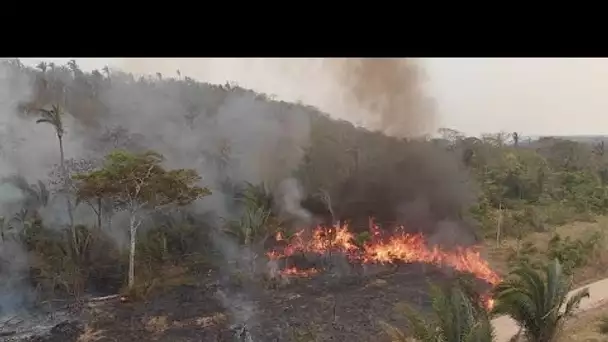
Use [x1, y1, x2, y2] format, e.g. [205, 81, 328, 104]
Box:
[267, 221, 501, 309]
[268, 222, 500, 285]
[280, 267, 319, 277]
[486, 298, 495, 310]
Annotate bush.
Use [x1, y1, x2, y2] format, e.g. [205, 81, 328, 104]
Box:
[21, 222, 124, 297]
[547, 232, 602, 274]
[507, 232, 603, 275]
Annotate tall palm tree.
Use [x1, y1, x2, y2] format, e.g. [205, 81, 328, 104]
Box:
[35, 105, 65, 164]
[381, 285, 495, 342]
[34, 105, 74, 229]
[493, 259, 589, 342]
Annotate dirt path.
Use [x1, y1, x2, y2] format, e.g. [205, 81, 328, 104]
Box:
[492, 278, 608, 342]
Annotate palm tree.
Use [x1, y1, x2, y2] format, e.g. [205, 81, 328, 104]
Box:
[226, 182, 276, 246]
[381, 285, 495, 342]
[35, 105, 65, 163]
[33, 105, 75, 230]
[493, 259, 589, 342]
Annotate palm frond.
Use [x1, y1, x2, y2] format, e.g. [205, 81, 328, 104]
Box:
[562, 288, 590, 318]
[464, 318, 495, 342]
[494, 258, 586, 342]
[399, 301, 440, 341]
[33, 105, 65, 136]
[385, 285, 493, 342]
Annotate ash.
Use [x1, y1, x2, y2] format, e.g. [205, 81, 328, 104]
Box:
[0, 308, 80, 342]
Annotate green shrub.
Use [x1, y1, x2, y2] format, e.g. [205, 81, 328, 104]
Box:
[547, 232, 602, 274]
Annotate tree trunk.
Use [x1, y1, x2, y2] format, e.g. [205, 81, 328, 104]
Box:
[97, 197, 102, 229]
[496, 202, 503, 247]
[128, 213, 139, 290]
[58, 135, 76, 253]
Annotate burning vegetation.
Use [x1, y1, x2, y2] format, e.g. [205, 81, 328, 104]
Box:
[266, 220, 500, 310]
[268, 221, 499, 285]
[0, 59, 602, 341]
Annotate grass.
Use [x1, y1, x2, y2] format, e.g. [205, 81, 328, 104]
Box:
[559, 301, 608, 342]
[480, 216, 608, 342]
[484, 216, 608, 287]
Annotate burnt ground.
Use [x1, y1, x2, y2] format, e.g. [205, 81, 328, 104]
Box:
[59, 262, 490, 342]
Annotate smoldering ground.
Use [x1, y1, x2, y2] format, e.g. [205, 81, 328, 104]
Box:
[0, 58, 477, 339]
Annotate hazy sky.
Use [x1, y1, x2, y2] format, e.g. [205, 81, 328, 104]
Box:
[19, 58, 608, 136]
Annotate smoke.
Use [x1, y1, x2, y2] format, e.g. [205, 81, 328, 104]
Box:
[0, 183, 31, 316]
[327, 58, 436, 137]
[0, 64, 45, 315]
[119, 58, 436, 137]
[0, 240, 33, 315]
[275, 178, 311, 225]
[0, 58, 464, 336]
[0, 183, 24, 204]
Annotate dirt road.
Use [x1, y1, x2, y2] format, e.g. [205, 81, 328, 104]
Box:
[492, 277, 608, 342]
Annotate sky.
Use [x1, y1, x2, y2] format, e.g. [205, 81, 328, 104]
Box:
[19, 58, 608, 137]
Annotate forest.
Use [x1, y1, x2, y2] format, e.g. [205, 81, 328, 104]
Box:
[0, 58, 606, 341]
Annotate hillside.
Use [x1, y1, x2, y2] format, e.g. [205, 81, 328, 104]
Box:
[0, 59, 608, 341]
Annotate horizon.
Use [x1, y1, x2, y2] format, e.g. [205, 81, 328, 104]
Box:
[18, 58, 608, 137]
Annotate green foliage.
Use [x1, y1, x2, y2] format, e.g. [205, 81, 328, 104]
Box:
[507, 232, 602, 276]
[354, 231, 371, 247]
[547, 232, 602, 274]
[225, 182, 280, 246]
[381, 285, 494, 342]
[6, 59, 608, 314]
[20, 221, 123, 297]
[507, 241, 544, 270]
[137, 220, 204, 264]
[466, 135, 608, 240]
[72, 149, 211, 290]
[226, 205, 273, 246]
[493, 259, 590, 342]
[73, 150, 211, 209]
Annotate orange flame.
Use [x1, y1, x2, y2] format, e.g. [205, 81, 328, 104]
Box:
[267, 221, 501, 309]
[281, 267, 319, 277]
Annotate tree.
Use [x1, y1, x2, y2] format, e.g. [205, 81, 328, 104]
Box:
[512, 132, 519, 147]
[493, 259, 590, 342]
[48, 158, 102, 228]
[67, 59, 80, 76]
[381, 285, 494, 342]
[36, 61, 47, 73]
[73, 149, 211, 289]
[31, 105, 76, 234]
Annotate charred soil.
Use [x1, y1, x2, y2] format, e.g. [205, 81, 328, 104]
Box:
[79, 262, 490, 342]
